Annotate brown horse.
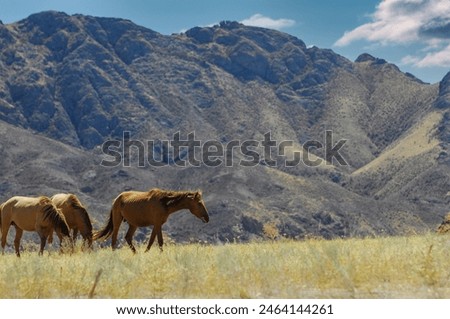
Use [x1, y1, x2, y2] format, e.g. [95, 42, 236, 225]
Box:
[0, 196, 71, 257]
[93, 188, 209, 253]
[51, 193, 93, 249]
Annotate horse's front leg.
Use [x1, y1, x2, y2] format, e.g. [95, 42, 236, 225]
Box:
[57, 230, 74, 254]
[111, 212, 123, 250]
[157, 228, 164, 252]
[145, 225, 160, 252]
[48, 231, 54, 244]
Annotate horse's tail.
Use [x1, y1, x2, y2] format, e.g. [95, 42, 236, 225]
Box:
[93, 195, 123, 241]
[92, 209, 113, 241]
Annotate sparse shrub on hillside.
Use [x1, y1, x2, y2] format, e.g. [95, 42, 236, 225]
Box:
[262, 222, 279, 240]
[437, 213, 450, 233]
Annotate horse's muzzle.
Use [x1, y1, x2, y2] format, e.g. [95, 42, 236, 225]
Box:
[201, 215, 209, 223]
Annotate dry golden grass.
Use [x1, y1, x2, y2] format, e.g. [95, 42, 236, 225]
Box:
[0, 233, 449, 298]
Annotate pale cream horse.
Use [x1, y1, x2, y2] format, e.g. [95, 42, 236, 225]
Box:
[0, 196, 71, 257]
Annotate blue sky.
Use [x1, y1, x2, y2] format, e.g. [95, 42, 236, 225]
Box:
[0, 0, 449, 83]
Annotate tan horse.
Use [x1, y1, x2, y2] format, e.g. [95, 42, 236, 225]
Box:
[51, 193, 93, 249]
[0, 196, 71, 257]
[94, 188, 209, 253]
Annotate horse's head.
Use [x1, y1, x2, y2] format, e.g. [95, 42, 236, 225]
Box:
[187, 191, 209, 223]
[55, 208, 71, 237]
[43, 205, 74, 251]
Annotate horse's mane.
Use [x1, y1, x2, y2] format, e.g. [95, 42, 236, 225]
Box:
[38, 196, 52, 206]
[68, 194, 93, 233]
[119, 188, 202, 209]
[148, 188, 201, 207]
[42, 204, 70, 236]
[67, 194, 83, 207]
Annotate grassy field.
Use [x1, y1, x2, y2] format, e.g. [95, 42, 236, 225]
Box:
[0, 233, 449, 298]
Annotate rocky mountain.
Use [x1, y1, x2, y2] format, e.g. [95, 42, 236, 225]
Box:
[0, 11, 448, 245]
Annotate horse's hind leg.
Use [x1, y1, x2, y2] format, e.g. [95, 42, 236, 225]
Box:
[124, 225, 137, 253]
[1, 214, 12, 254]
[13, 226, 23, 257]
[1, 226, 9, 254]
[111, 209, 123, 250]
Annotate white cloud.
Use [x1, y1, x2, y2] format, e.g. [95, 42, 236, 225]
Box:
[334, 0, 450, 68]
[400, 55, 421, 65]
[412, 43, 450, 67]
[240, 14, 295, 31]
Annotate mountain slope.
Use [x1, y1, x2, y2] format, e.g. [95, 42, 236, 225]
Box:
[0, 11, 448, 243]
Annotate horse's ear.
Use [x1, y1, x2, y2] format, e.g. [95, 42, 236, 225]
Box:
[194, 191, 202, 200]
[186, 193, 194, 199]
